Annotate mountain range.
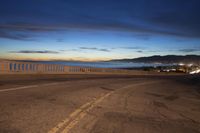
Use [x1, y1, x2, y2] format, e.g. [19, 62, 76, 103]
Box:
[112, 55, 200, 64]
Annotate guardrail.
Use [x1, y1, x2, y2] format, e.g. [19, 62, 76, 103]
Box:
[0, 60, 133, 75]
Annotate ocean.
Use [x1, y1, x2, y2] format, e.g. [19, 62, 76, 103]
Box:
[36, 61, 171, 68]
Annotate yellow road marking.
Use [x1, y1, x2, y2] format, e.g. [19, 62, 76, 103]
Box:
[48, 81, 159, 133]
[47, 101, 94, 133]
[61, 92, 112, 133]
[47, 92, 112, 133]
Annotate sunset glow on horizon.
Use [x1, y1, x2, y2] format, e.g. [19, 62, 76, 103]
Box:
[0, 0, 200, 61]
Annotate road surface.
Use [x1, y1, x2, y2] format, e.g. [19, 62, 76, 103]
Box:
[0, 74, 200, 133]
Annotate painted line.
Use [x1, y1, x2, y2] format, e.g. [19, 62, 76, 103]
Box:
[0, 81, 67, 93]
[61, 92, 112, 133]
[48, 81, 160, 133]
[0, 85, 38, 92]
[47, 100, 95, 133]
[48, 92, 112, 133]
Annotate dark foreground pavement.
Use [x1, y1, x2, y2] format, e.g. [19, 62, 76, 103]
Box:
[0, 74, 200, 133]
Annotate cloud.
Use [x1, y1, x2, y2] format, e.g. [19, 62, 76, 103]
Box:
[120, 46, 144, 50]
[79, 47, 110, 52]
[137, 50, 143, 53]
[0, 19, 198, 41]
[0, 0, 200, 41]
[178, 48, 200, 53]
[0, 31, 32, 40]
[56, 39, 64, 42]
[10, 50, 59, 54]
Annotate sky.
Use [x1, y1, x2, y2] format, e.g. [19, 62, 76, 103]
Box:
[0, 0, 200, 61]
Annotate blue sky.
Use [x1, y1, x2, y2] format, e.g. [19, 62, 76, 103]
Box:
[0, 0, 200, 61]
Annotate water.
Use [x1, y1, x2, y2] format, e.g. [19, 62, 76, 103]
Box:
[36, 61, 172, 68]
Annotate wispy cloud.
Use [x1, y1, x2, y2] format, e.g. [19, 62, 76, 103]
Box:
[0, 31, 32, 41]
[56, 39, 64, 42]
[79, 47, 110, 52]
[0, 19, 199, 41]
[178, 48, 200, 53]
[120, 46, 144, 50]
[0, 0, 200, 41]
[9, 50, 60, 54]
[137, 50, 143, 53]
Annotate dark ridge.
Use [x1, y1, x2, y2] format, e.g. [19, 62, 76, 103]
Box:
[112, 55, 200, 64]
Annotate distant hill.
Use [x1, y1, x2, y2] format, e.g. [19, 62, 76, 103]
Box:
[112, 55, 200, 64]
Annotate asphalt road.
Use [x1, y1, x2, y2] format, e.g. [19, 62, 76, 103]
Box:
[0, 74, 200, 133]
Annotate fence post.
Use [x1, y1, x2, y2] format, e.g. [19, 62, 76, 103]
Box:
[5, 61, 9, 73]
[0, 61, 3, 73]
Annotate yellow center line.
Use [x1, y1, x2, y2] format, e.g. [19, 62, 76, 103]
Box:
[48, 81, 159, 133]
[47, 100, 95, 133]
[47, 92, 112, 133]
[61, 92, 112, 133]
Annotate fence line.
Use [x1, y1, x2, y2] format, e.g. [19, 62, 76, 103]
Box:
[0, 60, 134, 75]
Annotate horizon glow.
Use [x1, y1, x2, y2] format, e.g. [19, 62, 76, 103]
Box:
[0, 0, 200, 61]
